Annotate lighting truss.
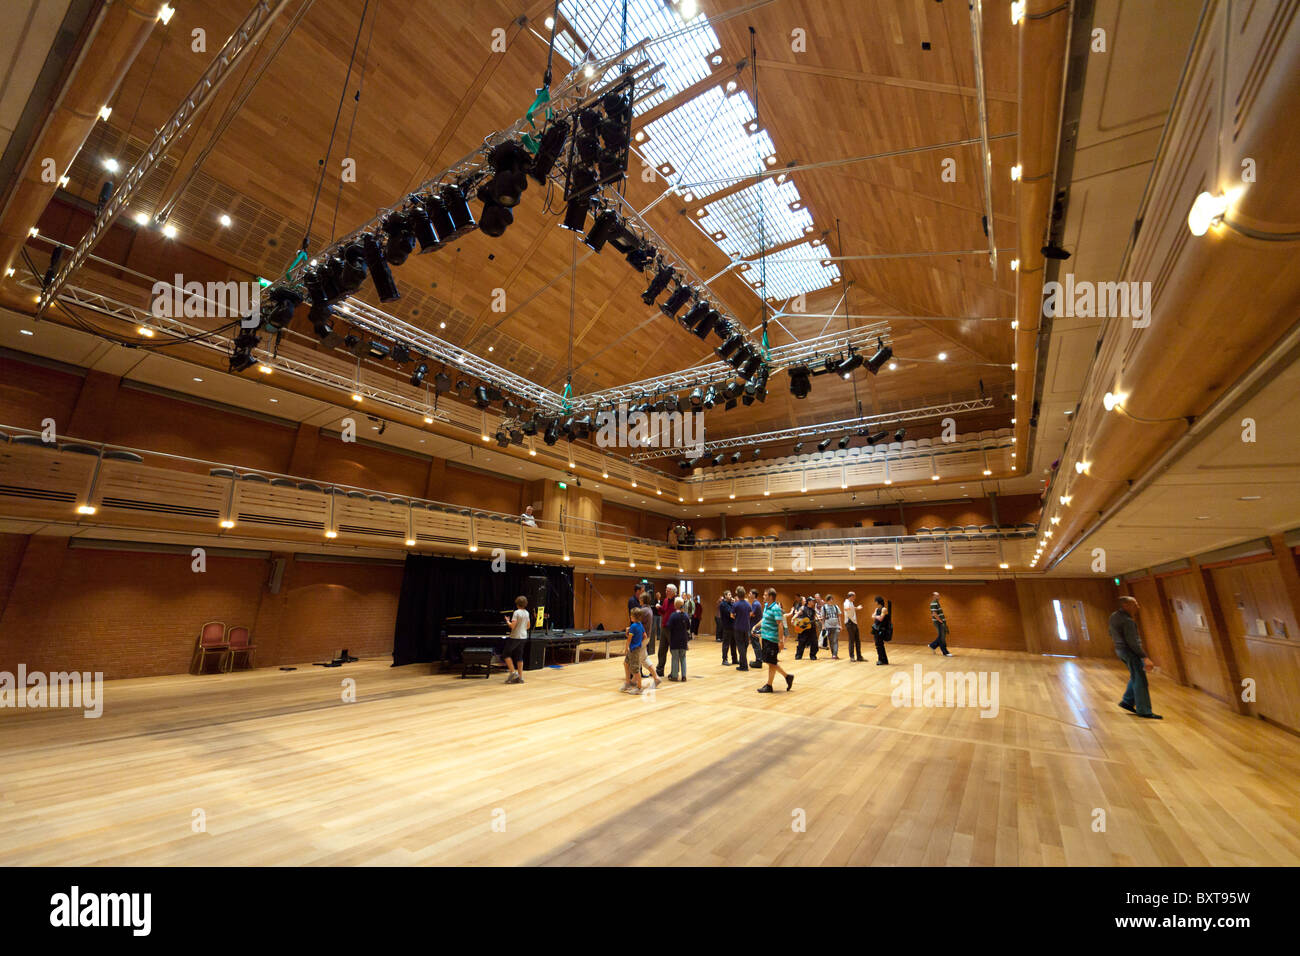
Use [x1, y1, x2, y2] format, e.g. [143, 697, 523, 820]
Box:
[569, 322, 893, 410]
[38, 0, 294, 316]
[263, 48, 660, 300]
[630, 397, 995, 460]
[337, 298, 568, 411]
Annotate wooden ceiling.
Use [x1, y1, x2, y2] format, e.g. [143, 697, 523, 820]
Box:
[53, 0, 1019, 448]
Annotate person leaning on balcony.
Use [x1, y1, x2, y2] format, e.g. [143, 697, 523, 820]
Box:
[520, 504, 537, 527]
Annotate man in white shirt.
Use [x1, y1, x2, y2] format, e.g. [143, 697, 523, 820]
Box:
[503, 595, 531, 683]
[520, 505, 537, 527]
[843, 592, 864, 661]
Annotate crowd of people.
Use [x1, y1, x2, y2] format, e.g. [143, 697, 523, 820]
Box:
[617, 584, 956, 695]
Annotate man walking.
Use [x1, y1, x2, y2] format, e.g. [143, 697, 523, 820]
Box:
[928, 591, 952, 657]
[754, 587, 793, 693]
[658, 584, 677, 676]
[1109, 595, 1163, 719]
[843, 592, 863, 661]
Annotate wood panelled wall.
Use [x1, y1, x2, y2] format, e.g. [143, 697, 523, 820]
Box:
[1014, 578, 1120, 660]
[1124, 541, 1300, 735]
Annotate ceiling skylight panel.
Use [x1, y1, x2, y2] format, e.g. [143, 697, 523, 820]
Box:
[698, 179, 812, 258]
[557, 0, 719, 114]
[739, 242, 842, 301]
[638, 87, 775, 199]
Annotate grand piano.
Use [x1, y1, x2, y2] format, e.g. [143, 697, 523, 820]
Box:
[441, 611, 624, 676]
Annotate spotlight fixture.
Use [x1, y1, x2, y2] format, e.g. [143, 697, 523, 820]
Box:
[792, 442, 804, 453]
[660, 284, 693, 318]
[894, 428, 906, 441]
[730, 451, 742, 463]
[836, 349, 863, 377]
[380, 212, 417, 265]
[361, 235, 400, 301]
[338, 243, 369, 295]
[476, 184, 514, 238]
[715, 329, 743, 361]
[816, 438, 832, 452]
[866, 337, 893, 374]
[473, 385, 492, 408]
[583, 209, 623, 253]
[521, 416, 539, 436]
[495, 428, 510, 448]
[529, 118, 570, 183]
[689, 386, 704, 409]
[682, 302, 714, 338]
[866, 429, 889, 445]
[838, 435, 851, 450]
[409, 362, 429, 386]
[543, 419, 560, 445]
[484, 140, 532, 208]
[739, 351, 763, 380]
[261, 288, 302, 331]
[626, 243, 657, 271]
[787, 365, 812, 399]
[641, 265, 674, 305]
[1041, 242, 1071, 260]
[561, 167, 597, 231]
[752, 447, 761, 459]
[309, 301, 341, 348]
[390, 342, 412, 365]
[366, 340, 390, 361]
[711, 453, 724, 466]
[404, 201, 439, 252]
[229, 330, 259, 373]
[440, 185, 476, 235]
[702, 385, 717, 409]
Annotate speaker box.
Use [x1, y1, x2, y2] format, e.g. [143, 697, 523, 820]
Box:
[525, 574, 547, 624]
[267, 557, 286, 594]
[525, 638, 548, 671]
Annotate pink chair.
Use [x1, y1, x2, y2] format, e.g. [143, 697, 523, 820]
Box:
[224, 625, 255, 672]
[191, 622, 228, 674]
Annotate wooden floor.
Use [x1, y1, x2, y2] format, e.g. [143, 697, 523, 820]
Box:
[3, 642, 1299, 866]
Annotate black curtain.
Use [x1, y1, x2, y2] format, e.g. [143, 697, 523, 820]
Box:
[392, 554, 574, 666]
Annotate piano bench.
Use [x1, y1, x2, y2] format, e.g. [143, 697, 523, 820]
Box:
[460, 647, 495, 679]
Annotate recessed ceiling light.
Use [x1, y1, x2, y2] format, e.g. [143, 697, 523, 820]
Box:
[19, 329, 33, 336]
[219, 213, 232, 227]
[192, 376, 203, 382]
[938, 352, 947, 361]
[1238, 495, 1261, 501]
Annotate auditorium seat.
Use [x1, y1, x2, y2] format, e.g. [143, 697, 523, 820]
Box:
[367, 494, 386, 503]
[224, 625, 255, 672]
[209, 467, 236, 478]
[345, 490, 366, 499]
[388, 497, 406, 505]
[60, 443, 100, 456]
[190, 622, 228, 674]
[270, 478, 296, 487]
[947, 526, 963, 535]
[103, 450, 143, 462]
[296, 482, 324, 492]
[241, 473, 271, 483]
[12, 435, 52, 447]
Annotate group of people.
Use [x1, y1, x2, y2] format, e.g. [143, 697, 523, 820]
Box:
[667, 522, 696, 547]
[619, 584, 957, 695]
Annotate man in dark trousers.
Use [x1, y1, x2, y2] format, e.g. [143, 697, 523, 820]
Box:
[1109, 595, 1162, 719]
[717, 590, 735, 663]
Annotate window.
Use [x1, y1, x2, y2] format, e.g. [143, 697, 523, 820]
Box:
[1052, 599, 1069, 642]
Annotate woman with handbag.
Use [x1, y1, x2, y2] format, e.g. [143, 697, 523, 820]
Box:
[871, 596, 892, 665]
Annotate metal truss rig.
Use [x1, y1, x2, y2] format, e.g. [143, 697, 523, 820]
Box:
[38, 0, 294, 317]
[630, 397, 995, 460]
[569, 322, 895, 411]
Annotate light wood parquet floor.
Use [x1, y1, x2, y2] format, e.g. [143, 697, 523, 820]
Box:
[2, 642, 1298, 865]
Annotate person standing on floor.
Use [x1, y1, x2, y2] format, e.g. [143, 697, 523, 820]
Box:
[622, 607, 661, 695]
[822, 592, 842, 659]
[814, 593, 826, 648]
[667, 596, 692, 681]
[928, 591, 952, 657]
[753, 587, 793, 693]
[794, 596, 818, 660]
[628, 583, 644, 623]
[690, 594, 703, 636]
[871, 596, 892, 665]
[731, 587, 752, 671]
[1109, 595, 1162, 719]
[658, 584, 677, 675]
[717, 590, 736, 663]
[844, 592, 864, 661]
[502, 595, 530, 684]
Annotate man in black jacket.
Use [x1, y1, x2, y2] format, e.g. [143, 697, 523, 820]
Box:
[1108, 595, 1162, 720]
[716, 591, 735, 663]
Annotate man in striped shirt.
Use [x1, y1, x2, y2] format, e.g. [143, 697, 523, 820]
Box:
[928, 591, 952, 657]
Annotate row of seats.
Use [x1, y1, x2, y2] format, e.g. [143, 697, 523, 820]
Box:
[709, 430, 1013, 473]
[702, 526, 1036, 547]
[0, 433, 143, 462]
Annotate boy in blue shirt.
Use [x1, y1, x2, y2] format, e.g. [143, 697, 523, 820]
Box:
[622, 607, 660, 694]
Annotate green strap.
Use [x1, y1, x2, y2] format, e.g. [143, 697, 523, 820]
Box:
[561, 381, 573, 413]
[521, 86, 553, 153]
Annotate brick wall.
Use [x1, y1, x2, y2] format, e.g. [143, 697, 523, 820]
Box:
[0, 534, 399, 679]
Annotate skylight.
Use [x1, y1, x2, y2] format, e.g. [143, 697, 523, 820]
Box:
[698, 178, 812, 258]
[557, 0, 718, 115]
[637, 87, 774, 200]
[739, 242, 842, 301]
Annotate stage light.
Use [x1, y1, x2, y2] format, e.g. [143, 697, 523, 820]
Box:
[715, 330, 743, 361]
[521, 416, 538, 436]
[793, 442, 804, 453]
[626, 243, 657, 271]
[338, 243, 369, 295]
[366, 340, 390, 361]
[817, 438, 831, 452]
[309, 302, 341, 348]
[837, 350, 863, 377]
[390, 343, 412, 366]
[529, 118, 570, 183]
[485, 140, 532, 207]
[543, 420, 560, 445]
[682, 302, 711, 338]
[477, 194, 514, 237]
[495, 429, 510, 448]
[894, 428, 906, 441]
[1103, 391, 1123, 411]
[661, 284, 693, 319]
[641, 265, 673, 305]
[723, 379, 744, 400]
[866, 338, 893, 374]
[583, 210, 623, 252]
[409, 362, 428, 386]
[739, 351, 763, 380]
[702, 385, 717, 409]
[1041, 242, 1071, 260]
[838, 435, 850, 450]
[473, 385, 492, 408]
[229, 330, 259, 373]
[381, 212, 417, 265]
[730, 451, 742, 463]
[262, 288, 302, 331]
[711, 453, 724, 466]
[562, 167, 598, 231]
[788, 365, 812, 399]
[440, 185, 476, 235]
[689, 386, 704, 409]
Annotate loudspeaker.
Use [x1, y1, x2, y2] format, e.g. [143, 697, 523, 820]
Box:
[267, 557, 286, 594]
[525, 638, 547, 671]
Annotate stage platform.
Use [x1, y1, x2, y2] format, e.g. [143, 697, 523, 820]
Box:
[2, 646, 1299, 866]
